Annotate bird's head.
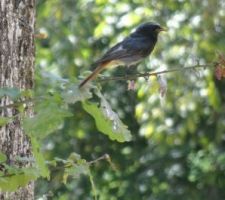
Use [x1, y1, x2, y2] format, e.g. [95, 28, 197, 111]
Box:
[134, 22, 166, 38]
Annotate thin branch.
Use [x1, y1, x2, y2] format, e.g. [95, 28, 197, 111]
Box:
[48, 154, 111, 172]
[98, 63, 215, 82]
[88, 154, 110, 165]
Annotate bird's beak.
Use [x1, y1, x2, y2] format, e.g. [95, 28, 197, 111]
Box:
[159, 27, 167, 32]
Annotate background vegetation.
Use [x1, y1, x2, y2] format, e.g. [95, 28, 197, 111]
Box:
[34, 0, 225, 199]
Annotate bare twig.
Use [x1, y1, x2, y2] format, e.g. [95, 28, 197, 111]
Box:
[88, 154, 110, 165]
[98, 63, 214, 82]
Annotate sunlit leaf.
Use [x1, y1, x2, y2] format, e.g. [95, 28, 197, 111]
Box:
[94, 21, 107, 37]
[207, 80, 221, 111]
[82, 98, 132, 142]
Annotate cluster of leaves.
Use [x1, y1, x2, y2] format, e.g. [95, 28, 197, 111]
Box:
[188, 145, 225, 184]
[0, 152, 37, 191]
[0, 77, 131, 193]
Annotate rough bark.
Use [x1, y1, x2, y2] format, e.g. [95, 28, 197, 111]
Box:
[0, 0, 35, 199]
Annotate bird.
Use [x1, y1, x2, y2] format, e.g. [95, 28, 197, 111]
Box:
[79, 22, 166, 88]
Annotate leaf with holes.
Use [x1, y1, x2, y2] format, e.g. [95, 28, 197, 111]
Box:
[82, 99, 132, 142]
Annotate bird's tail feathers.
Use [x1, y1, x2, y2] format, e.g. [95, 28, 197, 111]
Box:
[79, 64, 105, 88]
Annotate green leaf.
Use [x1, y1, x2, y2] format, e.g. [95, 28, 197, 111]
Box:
[20, 89, 33, 98]
[68, 152, 81, 161]
[0, 117, 11, 126]
[94, 21, 107, 37]
[207, 80, 221, 111]
[63, 153, 89, 184]
[62, 83, 92, 104]
[63, 163, 89, 183]
[0, 87, 21, 100]
[23, 103, 72, 139]
[82, 99, 132, 142]
[31, 138, 49, 178]
[0, 167, 38, 192]
[0, 152, 7, 163]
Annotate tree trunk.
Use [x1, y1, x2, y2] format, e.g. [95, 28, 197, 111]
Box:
[0, 0, 35, 199]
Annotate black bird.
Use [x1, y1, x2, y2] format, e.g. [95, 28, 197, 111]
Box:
[79, 22, 165, 88]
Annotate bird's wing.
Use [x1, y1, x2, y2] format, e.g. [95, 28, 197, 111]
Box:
[93, 37, 145, 65]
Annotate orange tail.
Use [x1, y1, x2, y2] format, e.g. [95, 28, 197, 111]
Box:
[79, 64, 105, 88]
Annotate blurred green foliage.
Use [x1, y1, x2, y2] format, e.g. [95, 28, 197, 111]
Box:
[35, 0, 225, 199]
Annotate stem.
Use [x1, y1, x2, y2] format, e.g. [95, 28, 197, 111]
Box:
[88, 154, 109, 165]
